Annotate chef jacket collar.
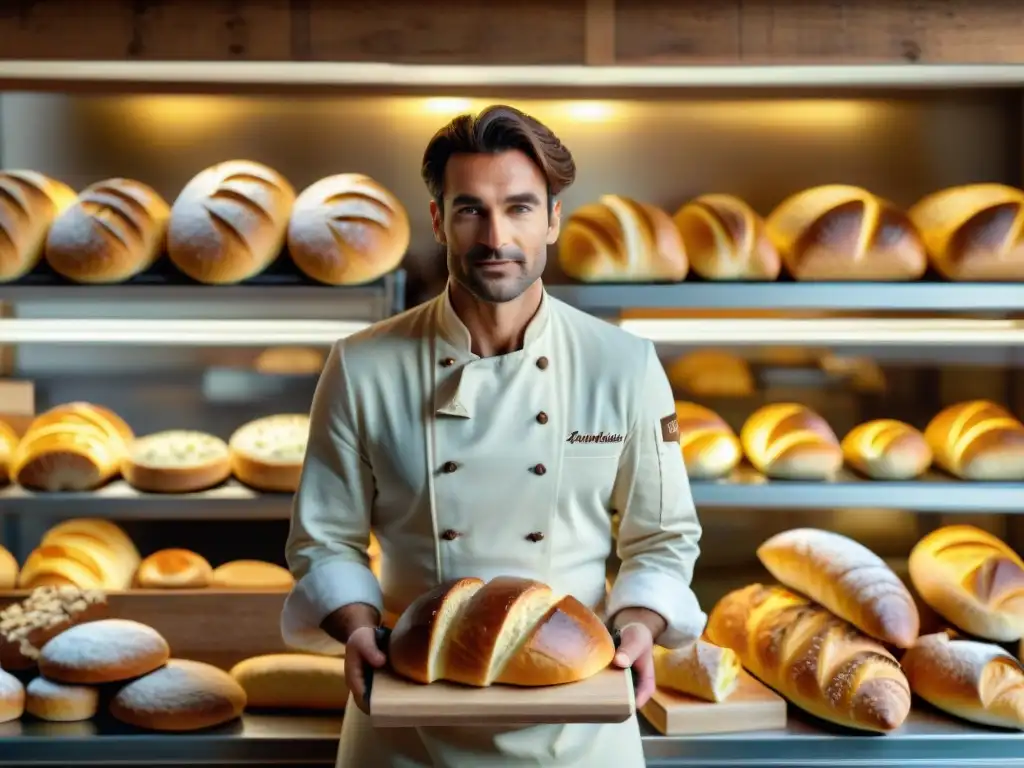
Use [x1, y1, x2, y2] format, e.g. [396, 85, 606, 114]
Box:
[437, 279, 552, 357]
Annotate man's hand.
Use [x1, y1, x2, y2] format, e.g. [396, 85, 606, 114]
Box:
[611, 607, 666, 709]
[345, 626, 386, 714]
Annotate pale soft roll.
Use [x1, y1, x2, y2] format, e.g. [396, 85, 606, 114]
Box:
[0, 586, 108, 671]
[908, 183, 1024, 281]
[766, 184, 927, 280]
[673, 194, 781, 280]
[39, 618, 170, 684]
[229, 414, 309, 492]
[0, 419, 18, 484]
[0, 170, 77, 282]
[167, 160, 295, 284]
[674, 401, 742, 480]
[287, 173, 410, 285]
[230, 653, 347, 710]
[908, 525, 1024, 642]
[706, 583, 911, 732]
[665, 350, 755, 398]
[25, 676, 100, 722]
[136, 549, 213, 589]
[211, 560, 294, 590]
[757, 528, 920, 648]
[558, 194, 688, 282]
[739, 403, 842, 480]
[923, 400, 1024, 481]
[44, 177, 169, 283]
[0, 668, 25, 724]
[122, 430, 232, 493]
[841, 419, 932, 480]
[652, 639, 740, 703]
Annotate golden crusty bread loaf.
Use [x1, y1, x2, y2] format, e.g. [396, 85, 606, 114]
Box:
[908, 183, 1024, 281]
[389, 576, 615, 687]
[924, 400, 1024, 481]
[44, 178, 169, 284]
[0, 419, 18, 484]
[559, 195, 688, 282]
[757, 528, 920, 648]
[673, 194, 781, 280]
[903, 631, 1024, 730]
[18, 519, 140, 592]
[0, 586, 108, 671]
[706, 583, 911, 732]
[652, 639, 741, 703]
[39, 618, 170, 684]
[230, 653, 347, 710]
[739, 403, 842, 480]
[122, 430, 231, 494]
[135, 549, 213, 589]
[0, 545, 17, 590]
[666, 350, 755, 398]
[766, 184, 927, 281]
[287, 173, 410, 285]
[909, 525, 1024, 642]
[674, 401, 742, 480]
[210, 560, 294, 590]
[0, 668, 24, 724]
[228, 414, 309, 492]
[167, 160, 295, 284]
[0, 170, 77, 282]
[841, 419, 932, 480]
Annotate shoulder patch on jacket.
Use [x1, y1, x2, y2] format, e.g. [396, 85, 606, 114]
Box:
[660, 413, 680, 443]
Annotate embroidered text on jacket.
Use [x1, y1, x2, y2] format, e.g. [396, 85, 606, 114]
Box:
[566, 431, 625, 444]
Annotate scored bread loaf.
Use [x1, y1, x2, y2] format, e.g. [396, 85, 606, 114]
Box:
[230, 653, 347, 710]
[766, 184, 927, 281]
[0, 545, 17, 590]
[908, 183, 1024, 281]
[229, 414, 309, 492]
[122, 430, 231, 493]
[44, 177, 169, 284]
[25, 676, 100, 722]
[389, 576, 615, 687]
[902, 631, 1024, 730]
[706, 583, 911, 732]
[0, 586, 108, 670]
[39, 618, 170, 684]
[0, 668, 24, 724]
[287, 173, 410, 285]
[18, 518, 140, 591]
[167, 160, 295, 284]
[0, 419, 18, 484]
[559, 195, 688, 282]
[908, 525, 1024, 641]
[652, 639, 740, 703]
[924, 400, 1024, 481]
[665, 350, 755, 398]
[136, 549, 213, 589]
[841, 419, 932, 480]
[0, 170, 77, 282]
[674, 401, 742, 480]
[757, 528, 920, 648]
[210, 560, 294, 590]
[673, 194, 781, 280]
[739, 403, 842, 480]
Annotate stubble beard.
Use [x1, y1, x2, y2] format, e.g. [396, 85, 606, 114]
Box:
[449, 251, 543, 304]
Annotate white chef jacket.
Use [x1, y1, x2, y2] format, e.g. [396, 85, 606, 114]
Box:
[282, 284, 706, 767]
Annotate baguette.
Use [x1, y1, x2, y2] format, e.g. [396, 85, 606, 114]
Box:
[674, 401, 742, 480]
[673, 194, 781, 280]
[739, 403, 842, 480]
[841, 419, 932, 480]
[0, 170, 77, 282]
[652, 639, 740, 703]
[923, 400, 1024, 481]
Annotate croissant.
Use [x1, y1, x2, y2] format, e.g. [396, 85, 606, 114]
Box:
[841, 419, 932, 480]
[923, 400, 1024, 481]
[388, 576, 615, 687]
[674, 402, 742, 480]
[706, 583, 911, 732]
[673, 194, 781, 280]
[739, 403, 842, 480]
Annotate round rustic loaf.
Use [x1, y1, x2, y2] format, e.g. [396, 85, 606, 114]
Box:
[39, 618, 170, 684]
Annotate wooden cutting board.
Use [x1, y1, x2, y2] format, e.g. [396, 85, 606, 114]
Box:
[370, 666, 634, 728]
[640, 669, 787, 735]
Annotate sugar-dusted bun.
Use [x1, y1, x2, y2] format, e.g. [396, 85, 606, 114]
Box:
[122, 430, 231, 493]
[230, 653, 347, 710]
[0, 668, 25, 724]
[44, 178, 169, 284]
[210, 560, 294, 590]
[0, 170, 78, 282]
[924, 400, 1024, 481]
[136, 549, 213, 589]
[673, 194, 781, 280]
[0, 545, 17, 590]
[228, 414, 309, 492]
[908, 183, 1024, 281]
[110, 659, 247, 731]
[25, 676, 99, 722]
[740, 403, 842, 480]
[39, 618, 170, 684]
[674, 401, 742, 480]
[167, 160, 295, 284]
[0, 586, 109, 671]
[841, 419, 933, 480]
[767, 184, 927, 281]
[287, 173, 410, 285]
[0, 419, 18, 484]
[665, 350, 755, 398]
[559, 194, 688, 282]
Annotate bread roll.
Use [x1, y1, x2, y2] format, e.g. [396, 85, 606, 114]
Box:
[903, 631, 1024, 730]
[136, 549, 213, 589]
[43, 518, 140, 566]
[0, 170, 77, 282]
[739, 403, 842, 480]
[230, 653, 347, 710]
[254, 346, 325, 375]
[908, 183, 1024, 281]
[0, 545, 17, 590]
[167, 160, 295, 284]
[652, 639, 740, 703]
[0, 668, 24, 724]
[0, 419, 18, 484]
[706, 583, 911, 732]
[673, 194, 781, 280]
[287, 173, 410, 285]
[665, 350, 755, 398]
[122, 430, 231, 493]
[389, 576, 615, 687]
[44, 178, 169, 283]
[841, 419, 932, 480]
[0, 586, 108, 670]
[39, 618, 170, 684]
[924, 400, 1024, 481]
[110, 659, 246, 731]
[25, 676, 99, 722]
[757, 528, 920, 648]
[559, 195, 688, 282]
[909, 525, 1024, 641]
[18, 518, 140, 591]
[210, 560, 294, 590]
[228, 414, 309, 492]
[674, 401, 742, 480]
[766, 184, 927, 280]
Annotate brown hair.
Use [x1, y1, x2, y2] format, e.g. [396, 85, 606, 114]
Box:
[421, 104, 576, 212]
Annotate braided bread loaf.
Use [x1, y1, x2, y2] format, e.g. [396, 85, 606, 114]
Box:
[924, 400, 1024, 481]
[841, 419, 932, 480]
[674, 402, 742, 480]
[673, 194, 781, 280]
[740, 403, 842, 480]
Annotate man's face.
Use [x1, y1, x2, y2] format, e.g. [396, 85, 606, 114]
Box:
[431, 150, 561, 303]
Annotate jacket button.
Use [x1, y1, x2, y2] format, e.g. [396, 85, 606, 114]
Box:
[526, 531, 545, 542]
[533, 463, 547, 475]
[442, 461, 458, 473]
[441, 529, 461, 541]
[440, 357, 455, 367]
[536, 411, 548, 425]
[536, 356, 549, 370]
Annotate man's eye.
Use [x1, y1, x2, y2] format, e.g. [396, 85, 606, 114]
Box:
[457, 207, 481, 215]
[511, 205, 531, 214]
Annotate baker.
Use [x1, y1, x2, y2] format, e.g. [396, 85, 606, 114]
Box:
[282, 104, 706, 767]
